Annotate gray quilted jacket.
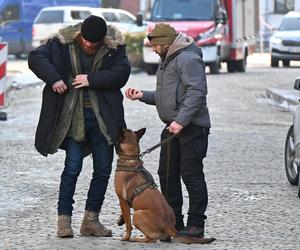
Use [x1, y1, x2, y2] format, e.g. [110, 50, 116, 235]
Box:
[141, 33, 210, 128]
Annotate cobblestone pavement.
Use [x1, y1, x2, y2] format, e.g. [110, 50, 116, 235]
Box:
[1, 58, 300, 249]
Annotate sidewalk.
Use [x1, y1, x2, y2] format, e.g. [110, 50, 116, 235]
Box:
[266, 88, 300, 106]
[6, 58, 41, 90]
[247, 53, 300, 107]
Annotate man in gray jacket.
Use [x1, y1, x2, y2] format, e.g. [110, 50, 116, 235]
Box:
[125, 23, 211, 238]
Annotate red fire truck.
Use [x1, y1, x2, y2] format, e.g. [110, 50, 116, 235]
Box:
[142, 0, 259, 74]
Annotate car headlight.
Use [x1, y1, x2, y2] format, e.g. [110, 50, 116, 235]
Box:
[270, 37, 282, 45]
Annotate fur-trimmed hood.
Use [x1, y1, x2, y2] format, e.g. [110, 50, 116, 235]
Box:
[55, 23, 125, 49]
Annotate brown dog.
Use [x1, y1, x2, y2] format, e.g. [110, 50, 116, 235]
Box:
[114, 128, 215, 244]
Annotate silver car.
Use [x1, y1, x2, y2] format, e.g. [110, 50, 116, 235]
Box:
[269, 11, 300, 67]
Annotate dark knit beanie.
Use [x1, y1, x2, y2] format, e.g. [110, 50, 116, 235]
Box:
[147, 23, 178, 46]
[81, 15, 107, 43]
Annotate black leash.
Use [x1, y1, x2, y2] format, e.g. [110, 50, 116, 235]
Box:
[139, 133, 177, 159]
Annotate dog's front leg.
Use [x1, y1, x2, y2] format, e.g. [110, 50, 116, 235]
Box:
[119, 199, 132, 241]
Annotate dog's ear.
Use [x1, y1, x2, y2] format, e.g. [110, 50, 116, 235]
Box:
[116, 128, 126, 153]
[135, 128, 146, 141]
[117, 128, 126, 142]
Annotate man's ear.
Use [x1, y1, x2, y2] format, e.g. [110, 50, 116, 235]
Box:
[135, 128, 146, 141]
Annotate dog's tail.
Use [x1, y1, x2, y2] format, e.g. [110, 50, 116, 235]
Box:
[117, 214, 125, 226]
[164, 226, 177, 237]
[164, 226, 215, 244]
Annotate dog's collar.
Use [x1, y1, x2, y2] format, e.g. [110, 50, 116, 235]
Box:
[117, 153, 140, 160]
[116, 164, 143, 172]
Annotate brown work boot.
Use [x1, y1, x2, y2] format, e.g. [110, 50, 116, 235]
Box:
[57, 215, 73, 238]
[80, 210, 112, 237]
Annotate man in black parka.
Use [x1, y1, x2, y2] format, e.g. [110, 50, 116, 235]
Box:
[28, 15, 131, 238]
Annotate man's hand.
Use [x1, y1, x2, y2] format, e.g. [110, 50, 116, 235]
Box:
[125, 88, 143, 100]
[167, 121, 183, 135]
[52, 80, 67, 94]
[72, 74, 89, 89]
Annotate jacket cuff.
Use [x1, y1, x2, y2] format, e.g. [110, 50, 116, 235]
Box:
[175, 115, 189, 127]
[140, 91, 155, 104]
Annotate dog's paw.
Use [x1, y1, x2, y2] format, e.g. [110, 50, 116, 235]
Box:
[160, 235, 171, 242]
[121, 234, 131, 241]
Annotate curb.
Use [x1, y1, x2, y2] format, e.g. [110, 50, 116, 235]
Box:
[266, 88, 300, 106]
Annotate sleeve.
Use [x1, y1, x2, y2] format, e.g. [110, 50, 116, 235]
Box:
[28, 39, 63, 86]
[140, 90, 156, 105]
[87, 47, 131, 91]
[175, 54, 207, 126]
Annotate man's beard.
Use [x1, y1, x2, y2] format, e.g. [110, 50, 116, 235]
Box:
[76, 34, 102, 55]
[158, 46, 169, 59]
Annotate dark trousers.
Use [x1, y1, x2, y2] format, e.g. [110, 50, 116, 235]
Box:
[158, 124, 209, 228]
[58, 108, 113, 216]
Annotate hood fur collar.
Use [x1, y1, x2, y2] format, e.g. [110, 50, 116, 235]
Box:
[55, 23, 125, 49]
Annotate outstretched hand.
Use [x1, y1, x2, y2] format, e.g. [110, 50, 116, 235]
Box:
[125, 88, 143, 100]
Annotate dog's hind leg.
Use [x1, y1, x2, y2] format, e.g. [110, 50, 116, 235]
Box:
[132, 210, 161, 242]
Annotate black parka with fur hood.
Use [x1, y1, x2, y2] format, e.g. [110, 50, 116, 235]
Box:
[28, 24, 131, 156]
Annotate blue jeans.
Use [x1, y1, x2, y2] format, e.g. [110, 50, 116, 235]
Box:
[58, 108, 113, 216]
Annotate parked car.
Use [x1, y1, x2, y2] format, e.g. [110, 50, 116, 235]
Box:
[32, 6, 105, 48]
[284, 77, 300, 198]
[269, 11, 300, 67]
[0, 0, 100, 57]
[94, 8, 146, 34]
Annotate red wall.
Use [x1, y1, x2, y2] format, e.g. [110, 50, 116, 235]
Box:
[119, 0, 140, 15]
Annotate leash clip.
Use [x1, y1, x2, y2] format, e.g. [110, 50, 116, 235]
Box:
[139, 149, 150, 159]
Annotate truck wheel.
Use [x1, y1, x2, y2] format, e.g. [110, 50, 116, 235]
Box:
[226, 61, 235, 73]
[285, 125, 299, 185]
[15, 53, 23, 59]
[145, 64, 158, 75]
[271, 57, 279, 67]
[283, 60, 290, 67]
[236, 57, 247, 72]
[209, 57, 221, 74]
[209, 63, 220, 74]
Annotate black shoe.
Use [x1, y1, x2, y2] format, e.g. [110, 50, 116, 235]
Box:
[177, 225, 205, 238]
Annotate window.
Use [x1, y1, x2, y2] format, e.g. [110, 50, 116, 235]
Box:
[1, 5, 20, 22]
[275, 0, 294, 14]
[36, 11, 64, 24]
[151, 0, 216, 21]
[279, 17, 300, 30]
[101, 12, 119, 22]
[118, 13, 135, 24]
[71, 11, 91, 20]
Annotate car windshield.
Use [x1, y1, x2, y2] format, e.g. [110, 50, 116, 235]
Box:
[151, 0, 216, 21]
[279, 17, 300, 31]
[36, 10, 64, 24]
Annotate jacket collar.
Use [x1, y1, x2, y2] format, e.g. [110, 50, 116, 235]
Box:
[55, 23, 125, 49]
